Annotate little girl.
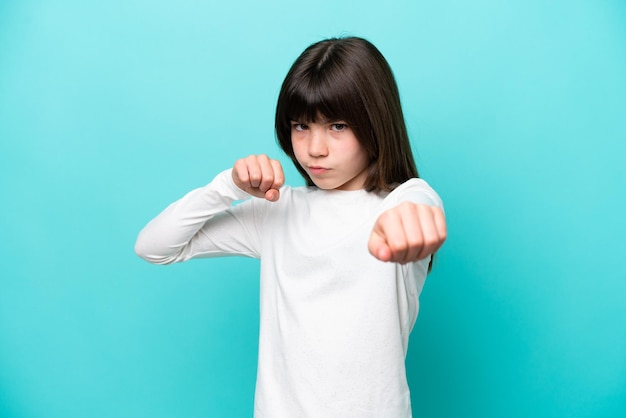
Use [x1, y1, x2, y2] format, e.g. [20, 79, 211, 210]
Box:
[135, 36, 446, 418]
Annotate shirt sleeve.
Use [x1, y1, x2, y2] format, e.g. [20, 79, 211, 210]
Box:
[134, 169, 266, 264]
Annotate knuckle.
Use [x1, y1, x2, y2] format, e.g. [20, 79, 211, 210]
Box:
[234, 158, 246, 170]
[407, 235, 424, 249]
[378, 210, 395, 224]
[397, 202, 416, 213]
[387, 237, 406, 252]
[423, 236, 439, 249]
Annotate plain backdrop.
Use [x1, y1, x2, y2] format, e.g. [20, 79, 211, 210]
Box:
[1, 0, 625, 417]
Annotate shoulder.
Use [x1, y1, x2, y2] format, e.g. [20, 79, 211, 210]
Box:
[383, 178, 443, 209]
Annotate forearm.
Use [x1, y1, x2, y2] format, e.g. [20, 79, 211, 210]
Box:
[134, 169, 250, 264]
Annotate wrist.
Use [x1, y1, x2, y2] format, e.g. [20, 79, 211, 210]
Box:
[217, 169, 252, 201]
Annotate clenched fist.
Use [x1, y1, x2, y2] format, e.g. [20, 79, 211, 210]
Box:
[368, 202, 447, 264]
[233, 154, 285, 202]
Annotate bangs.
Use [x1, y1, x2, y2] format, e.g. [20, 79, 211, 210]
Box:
[283, 71, 361, 125]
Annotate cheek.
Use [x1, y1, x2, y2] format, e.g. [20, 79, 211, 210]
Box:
[339, 140, 368, 164]
[291, 139, 306, 162]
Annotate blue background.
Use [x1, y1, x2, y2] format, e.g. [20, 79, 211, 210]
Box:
[1, 0, 625, 417]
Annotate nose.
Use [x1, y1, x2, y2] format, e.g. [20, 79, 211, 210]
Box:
[308, 127, 328, 157]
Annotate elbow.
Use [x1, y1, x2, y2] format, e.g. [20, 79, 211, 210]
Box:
[134, 238, 176, 265]
[134, 240, 152, 263]
[134, 239, 158, 264]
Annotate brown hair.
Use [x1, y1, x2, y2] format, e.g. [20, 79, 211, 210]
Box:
[275, 36, 419, 192]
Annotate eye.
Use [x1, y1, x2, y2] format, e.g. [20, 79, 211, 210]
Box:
[291, 122, 308, 132]
[331, 123, 348, 132]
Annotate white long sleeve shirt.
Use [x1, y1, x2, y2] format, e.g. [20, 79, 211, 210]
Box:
[135, 169, 443, 418]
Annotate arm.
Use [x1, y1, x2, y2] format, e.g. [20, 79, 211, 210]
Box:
[368, 179, 447, 264]
[135, 155, 284, 265]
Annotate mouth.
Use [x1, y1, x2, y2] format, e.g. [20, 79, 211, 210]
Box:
[308, 166, 330, 175]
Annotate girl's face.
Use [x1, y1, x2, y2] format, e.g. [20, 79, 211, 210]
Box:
[290, 120, 369, 191]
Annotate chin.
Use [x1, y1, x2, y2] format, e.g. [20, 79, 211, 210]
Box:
[311, 181, 336, 190]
